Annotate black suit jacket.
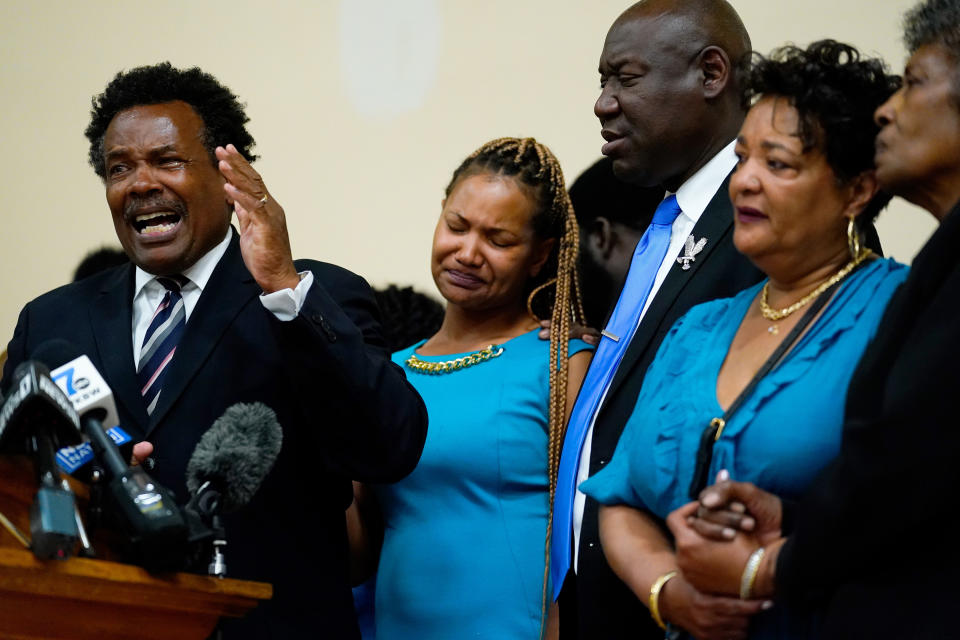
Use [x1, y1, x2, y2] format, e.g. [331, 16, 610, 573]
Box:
[3, 232, 428, 639]
[774, 200, 960, 639]
[563, 176, 764, 639]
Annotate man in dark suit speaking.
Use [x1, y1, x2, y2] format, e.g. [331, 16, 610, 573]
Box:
[2, 63, 427, 639]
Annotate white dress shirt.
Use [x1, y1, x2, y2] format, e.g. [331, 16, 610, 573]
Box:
[572, 140, 738, 569]
[131, 229, 314, 366]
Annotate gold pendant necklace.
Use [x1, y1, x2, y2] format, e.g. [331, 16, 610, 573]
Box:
[405, 344, 505, 374]
[761, 249, 872, 334]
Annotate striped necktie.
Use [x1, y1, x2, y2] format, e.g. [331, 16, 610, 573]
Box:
[138, 275, 188, 415]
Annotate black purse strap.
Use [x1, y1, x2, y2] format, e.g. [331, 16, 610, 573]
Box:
[687, 271, 855, 499]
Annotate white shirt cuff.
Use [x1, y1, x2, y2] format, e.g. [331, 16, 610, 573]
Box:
[259, 270, 314, 321]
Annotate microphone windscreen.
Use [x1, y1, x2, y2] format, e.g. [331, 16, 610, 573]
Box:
[185, 402, 283, 513]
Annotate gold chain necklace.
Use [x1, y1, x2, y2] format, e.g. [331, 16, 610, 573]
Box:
[760, 249, 873, 335]
[405, 344, 505, 374]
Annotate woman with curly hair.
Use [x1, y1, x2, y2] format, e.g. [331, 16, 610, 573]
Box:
[578, 41, 907, 639]
[672, 1, 960, 638]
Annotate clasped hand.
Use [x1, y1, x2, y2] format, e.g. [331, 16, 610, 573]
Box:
[667, 471, 784, 599]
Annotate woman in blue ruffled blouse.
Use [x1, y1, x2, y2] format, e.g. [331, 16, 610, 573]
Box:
[579, 42, 907, 640]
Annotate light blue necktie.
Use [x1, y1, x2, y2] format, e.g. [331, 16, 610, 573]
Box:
[550, 194, 682, 599]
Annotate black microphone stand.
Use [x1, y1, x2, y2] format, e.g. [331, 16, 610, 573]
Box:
[28, 428, 79, 559]
[186, 480, 228, 578]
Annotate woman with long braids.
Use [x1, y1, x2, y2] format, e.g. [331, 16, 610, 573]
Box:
[370, 138, 592, 639]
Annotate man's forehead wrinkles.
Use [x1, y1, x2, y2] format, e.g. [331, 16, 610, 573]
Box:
[104, 141, 180, 160]
[605, 53, 631, 69]
[147, 144, 179, 154]
[601, 46, 646, 71]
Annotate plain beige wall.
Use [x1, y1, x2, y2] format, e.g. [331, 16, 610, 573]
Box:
[0, 0, 931, 346]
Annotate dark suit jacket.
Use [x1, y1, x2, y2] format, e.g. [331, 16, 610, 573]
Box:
[562, 176, 764, 639]
[3, 232, 428, 639]
[774, 200, 960, 639]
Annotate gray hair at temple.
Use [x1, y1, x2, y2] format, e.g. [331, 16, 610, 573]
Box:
[904, 0, 960, 60]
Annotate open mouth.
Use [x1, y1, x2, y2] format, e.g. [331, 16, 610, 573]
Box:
[132, 211, 182, 235]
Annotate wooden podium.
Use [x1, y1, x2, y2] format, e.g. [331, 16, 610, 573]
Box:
[0, 456, 271, 640]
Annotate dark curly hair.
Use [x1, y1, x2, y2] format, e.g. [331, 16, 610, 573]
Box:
[741, 40, 902, 226]
[372, 285, 445, 352]
[84, 62, 257, 178]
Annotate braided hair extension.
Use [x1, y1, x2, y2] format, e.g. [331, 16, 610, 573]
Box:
[446, 137, 585, 634]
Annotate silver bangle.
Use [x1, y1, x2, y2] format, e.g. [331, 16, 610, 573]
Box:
[739, 547, 765, 599]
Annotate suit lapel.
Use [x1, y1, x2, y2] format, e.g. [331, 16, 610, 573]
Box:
[90, 264, 150, 436]
[146, 233, 259, 433]
[605, 176, 735, 400]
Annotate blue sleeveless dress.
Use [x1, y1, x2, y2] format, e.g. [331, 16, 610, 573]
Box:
[374, 329, 593, 639]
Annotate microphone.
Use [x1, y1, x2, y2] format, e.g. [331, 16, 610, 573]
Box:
[0, 360, 82, 559]
[32, 340, 187, 568]
[0, 360, 82, 451]
[184, 402, 283, 576]
[35, 341, 133, 475]
[185, 402, 283, 512]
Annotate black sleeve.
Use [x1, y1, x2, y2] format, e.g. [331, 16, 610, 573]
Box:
[277, 262, 428, 483]
[775, 260, 960, 607]
[2, 305, 30, 393]
[779, 497, 798, 537]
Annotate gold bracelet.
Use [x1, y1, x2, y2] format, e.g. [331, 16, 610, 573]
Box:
[739, 547, 766, 599]
[649, 570, 677, 630]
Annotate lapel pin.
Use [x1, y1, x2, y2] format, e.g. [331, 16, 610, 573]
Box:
[677, 235, 707, 271]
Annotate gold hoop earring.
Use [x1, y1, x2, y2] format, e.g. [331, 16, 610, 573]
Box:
[847, 217, 862, 260]
[526, 278, 557, 321]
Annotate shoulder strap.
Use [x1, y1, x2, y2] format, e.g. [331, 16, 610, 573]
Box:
[687, 260, 870, 499]
[722, 278, 834, 420]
